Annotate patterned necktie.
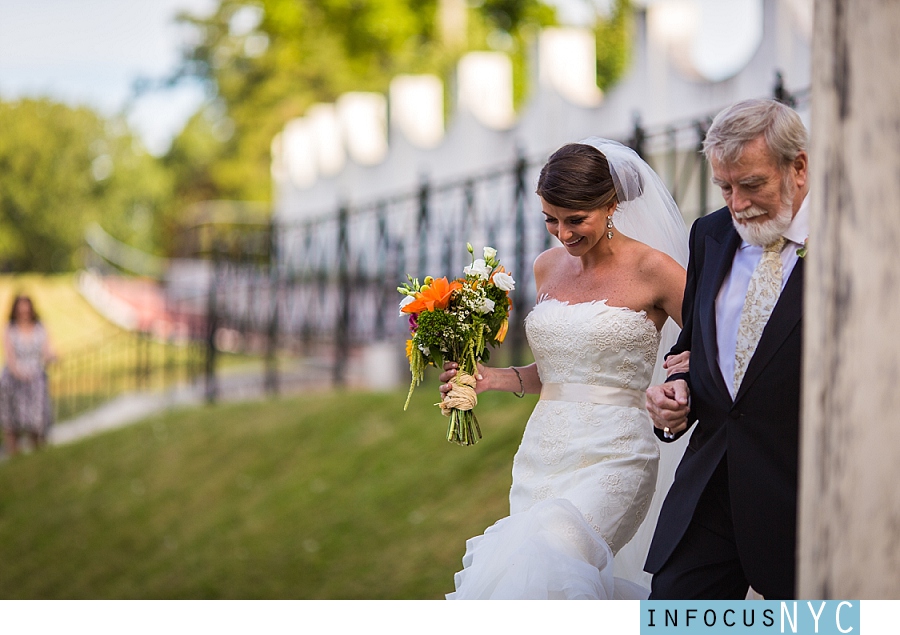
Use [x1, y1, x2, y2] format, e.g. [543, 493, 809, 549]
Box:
[733, 236, 786, 394]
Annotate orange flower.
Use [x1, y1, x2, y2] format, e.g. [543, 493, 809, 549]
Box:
[496, 319, 509, 343]
[405, 338, 416, 362]
[401, 277, 463, 313]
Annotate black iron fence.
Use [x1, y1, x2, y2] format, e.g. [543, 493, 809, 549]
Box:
[46, 329, 206, 423]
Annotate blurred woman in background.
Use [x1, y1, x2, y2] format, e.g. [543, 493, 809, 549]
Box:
[1, 294, 56, 456]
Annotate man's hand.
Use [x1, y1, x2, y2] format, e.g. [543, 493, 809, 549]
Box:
[664, 351, 690, 377]
[646, 379, 690, 439]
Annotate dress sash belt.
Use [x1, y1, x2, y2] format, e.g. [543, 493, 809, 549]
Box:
[539, 382, 645, 410]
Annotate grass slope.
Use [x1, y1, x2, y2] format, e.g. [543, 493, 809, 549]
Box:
[0, 383, 537, 598]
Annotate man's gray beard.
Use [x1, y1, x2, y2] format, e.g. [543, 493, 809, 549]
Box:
[732, 204, 793, 246]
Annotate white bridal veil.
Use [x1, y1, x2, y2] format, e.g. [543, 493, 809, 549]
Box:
[578, 137, 692, 589]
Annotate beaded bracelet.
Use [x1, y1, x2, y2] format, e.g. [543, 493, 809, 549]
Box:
[510, 366, 525, 398]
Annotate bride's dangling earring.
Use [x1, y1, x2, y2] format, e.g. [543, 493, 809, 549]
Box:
[607, 215, 614, 240]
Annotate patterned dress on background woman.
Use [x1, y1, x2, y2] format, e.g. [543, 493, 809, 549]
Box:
[0, 324, 53, 436]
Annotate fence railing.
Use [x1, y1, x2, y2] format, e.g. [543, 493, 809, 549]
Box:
[47, 330, 206, 422]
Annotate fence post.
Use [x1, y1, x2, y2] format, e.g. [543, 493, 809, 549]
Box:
[695, 119, 710, 217]
[333, 205, 350, 386]
[629, 111, 646, 159]
[205, 241, 220, 403]
[772, 70, 796, 106]
[666, 126, 678, 200]
[374, 205, 388, 340]
[301, 223, 315, 356]
[417, 178, 430, 277]
[265, 220, 279, 395]
[509, 150, 529, 367]
[141, 332, 150, 389]
[134, 331, 150, 392]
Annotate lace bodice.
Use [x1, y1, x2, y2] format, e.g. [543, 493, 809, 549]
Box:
[525, 298, 661, 390]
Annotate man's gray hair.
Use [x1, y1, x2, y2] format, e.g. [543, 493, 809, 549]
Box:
[703, 98, 808, 168]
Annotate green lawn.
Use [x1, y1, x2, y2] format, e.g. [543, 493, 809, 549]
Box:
[0, 383, 537, 598]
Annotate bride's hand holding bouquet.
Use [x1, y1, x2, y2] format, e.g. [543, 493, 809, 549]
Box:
[399, 244, 514, 446]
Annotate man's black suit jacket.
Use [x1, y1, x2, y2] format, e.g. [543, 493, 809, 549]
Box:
[644, 207, 802, 599]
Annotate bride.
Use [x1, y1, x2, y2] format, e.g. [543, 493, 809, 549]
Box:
[439, 138, 690, 599]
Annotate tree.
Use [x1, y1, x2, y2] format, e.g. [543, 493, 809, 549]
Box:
[0, 99, 171, 272]
[169, 0, 559, 205]
[595, 0, 632, 92]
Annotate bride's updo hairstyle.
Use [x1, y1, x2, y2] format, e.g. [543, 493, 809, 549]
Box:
[536, 143, 619, 211]
[537, 142, 647, 212]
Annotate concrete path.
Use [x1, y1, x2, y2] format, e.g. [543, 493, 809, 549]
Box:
[45, 358, 337, 448]
[48, 385, 204, 446]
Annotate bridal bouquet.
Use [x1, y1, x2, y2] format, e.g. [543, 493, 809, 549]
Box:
[399, 244, 515, 446]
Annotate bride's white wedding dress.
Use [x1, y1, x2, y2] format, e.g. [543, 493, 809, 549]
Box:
[447, 298, 668, 600]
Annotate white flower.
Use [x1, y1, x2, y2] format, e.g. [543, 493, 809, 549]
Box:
[483, 246, 497, 261]
[492, 271, 516, 291]
[475, 297, 496, 314]
[399, 295, 415, 315]
[463, 258, 491, 279]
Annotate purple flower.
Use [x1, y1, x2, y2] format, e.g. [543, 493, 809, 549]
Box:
[408, 313, 418, 334]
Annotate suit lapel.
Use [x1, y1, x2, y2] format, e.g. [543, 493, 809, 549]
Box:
[698, 228, 742, 400]
[734, 257, 804, 403]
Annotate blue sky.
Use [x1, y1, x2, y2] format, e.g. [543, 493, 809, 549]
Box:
[0, 0, 215, 154]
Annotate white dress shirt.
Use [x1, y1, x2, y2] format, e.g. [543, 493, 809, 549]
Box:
[715, 196, 810, 399]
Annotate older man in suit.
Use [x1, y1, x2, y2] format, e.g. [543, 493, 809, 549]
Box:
[644, 99, 809, 600]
